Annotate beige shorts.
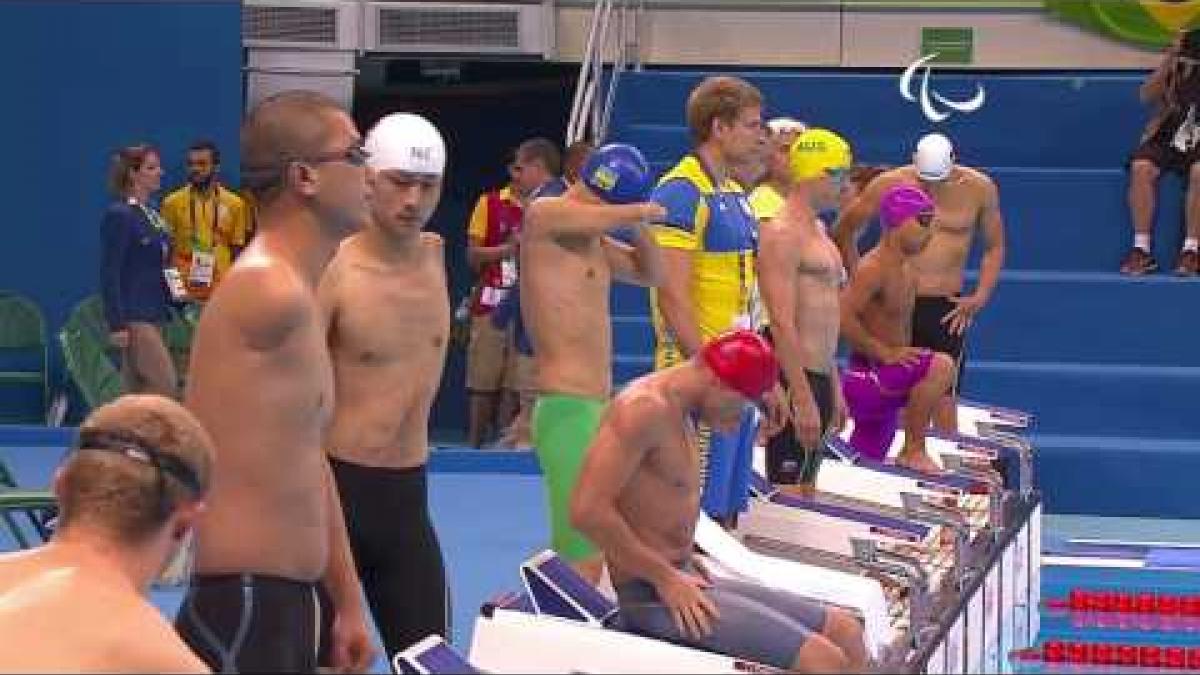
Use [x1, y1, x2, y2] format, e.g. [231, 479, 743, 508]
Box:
[467, 314, 535, 394]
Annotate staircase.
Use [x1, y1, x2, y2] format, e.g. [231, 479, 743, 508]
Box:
[600, 68, 1200, 518]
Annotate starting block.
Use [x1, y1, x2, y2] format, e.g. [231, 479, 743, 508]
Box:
[393, 636, 481, 675]
[468, 550, 784, 673]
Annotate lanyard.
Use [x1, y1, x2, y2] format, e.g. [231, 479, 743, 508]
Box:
[692, 155, 755, 316]
[130, 199, 169, 261]
[188, 185, 221, 251]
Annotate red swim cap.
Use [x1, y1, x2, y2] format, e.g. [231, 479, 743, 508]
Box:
[700, 330, 780, 400]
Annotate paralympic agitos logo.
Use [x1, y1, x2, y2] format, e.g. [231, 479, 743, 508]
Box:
[899, 53, 986, 123]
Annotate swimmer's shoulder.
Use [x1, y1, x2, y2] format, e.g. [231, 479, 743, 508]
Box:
[214, 254, 314, 347]
[108, 601, 211, 673]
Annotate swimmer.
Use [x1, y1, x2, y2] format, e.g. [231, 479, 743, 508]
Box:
[177, 91, 375, 673]
[833, 133, 1006, 431]
[0, 395, 211, 673]
[521, 142, 665, 582]
[570, 330, 867, 673]
[839, 185, 955, 473]
[757, 128, 852, 496]
[320, 113, 452, 656]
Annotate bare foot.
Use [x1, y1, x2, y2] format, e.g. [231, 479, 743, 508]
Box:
[894, 449, 943, 475]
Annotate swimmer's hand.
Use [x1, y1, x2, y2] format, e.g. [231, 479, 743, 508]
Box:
[655, 567, 719, 640]
[880, 346, 926, 367]
[328, 607, 377, 673]
[828, 387, 847, 438]
[792, 391, 822, 451]
[760, 383, 788, 438]
[637, 202, 667, 225]
[941, 293, 984, 336]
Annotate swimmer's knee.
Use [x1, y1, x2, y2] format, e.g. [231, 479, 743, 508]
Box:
[789, 633, 850, 674]
[927, 352, 956, 385]
[1131, 159, 1161, 184]
[821, 608, 867, 668]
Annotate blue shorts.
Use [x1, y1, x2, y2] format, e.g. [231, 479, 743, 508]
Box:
[699, 405, 759, 520]
[614, 569, 827, 669]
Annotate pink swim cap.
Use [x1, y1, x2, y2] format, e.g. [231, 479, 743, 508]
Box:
[879, 184, 934, 230]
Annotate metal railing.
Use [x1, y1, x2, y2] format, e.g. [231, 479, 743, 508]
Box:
[566, 0, 644, 146]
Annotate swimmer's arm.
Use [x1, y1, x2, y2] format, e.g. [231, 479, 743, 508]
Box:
[656, 248, 703, 357]
[219, 267, 309, 352]
[756, 226, 813, 402]
[971, 179, 1006, 306]
[839, 259, 889, 361]
[832, 175, 886, 272]
[571, 401, 679, 588]
[316, 253, 342, 337]
[602, 226, 664, 288]
[135, 626, 212, 673]
[525, 197, 661, 239]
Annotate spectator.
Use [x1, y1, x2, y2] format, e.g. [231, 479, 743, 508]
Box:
[0, 395, 213, 672]
[160, 140, 250, 302]
[465, 139, 559, 447]
[648, 76, 782, 524]
[100, 144, 182, 398]
[1124, 28, 1200, 276]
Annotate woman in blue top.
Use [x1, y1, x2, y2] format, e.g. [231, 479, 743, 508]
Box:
[100, 144, 180, 397]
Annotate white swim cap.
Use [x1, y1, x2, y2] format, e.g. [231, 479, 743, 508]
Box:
[914, 133, 955, 182]
[767, 117, 806, 136]
[365, 113, 446, 176]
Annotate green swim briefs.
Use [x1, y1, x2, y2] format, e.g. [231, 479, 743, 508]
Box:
[531, 393, 606, 562]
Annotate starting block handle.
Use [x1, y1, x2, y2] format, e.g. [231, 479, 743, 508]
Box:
[900, 493, 976, 589]
[978, 427, 1035, 500]
[850, 538, 935, 636]
[940, 455, 1008, 533]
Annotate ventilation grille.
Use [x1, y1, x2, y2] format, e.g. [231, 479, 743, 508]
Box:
[243, 5, 339, 46]
[378, 7, 521, 49]
[369, 3, 549, 55]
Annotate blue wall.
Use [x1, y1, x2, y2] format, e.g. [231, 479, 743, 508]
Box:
[0, 0, 243, 408]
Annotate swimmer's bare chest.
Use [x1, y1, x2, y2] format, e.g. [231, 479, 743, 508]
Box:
[622, 419, 702, 560]
[337, 252, 450, 368]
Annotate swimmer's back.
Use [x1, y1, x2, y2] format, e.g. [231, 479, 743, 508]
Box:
[185, 238, 335, 581]
[0, 555, 208, 673]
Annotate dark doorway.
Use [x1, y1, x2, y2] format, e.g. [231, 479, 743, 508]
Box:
[354, 57, 578, 442]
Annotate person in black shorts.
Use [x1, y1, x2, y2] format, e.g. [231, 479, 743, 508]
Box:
[757, 128, 853, 494]
[1124, 28, 1200, 276]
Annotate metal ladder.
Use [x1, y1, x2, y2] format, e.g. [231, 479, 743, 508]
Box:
[566, 0, 645, 146]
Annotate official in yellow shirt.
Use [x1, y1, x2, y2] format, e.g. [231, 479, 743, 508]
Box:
[160, 141, 248, 302]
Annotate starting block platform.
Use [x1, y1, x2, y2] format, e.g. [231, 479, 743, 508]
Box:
[447, 400, 1043, 674]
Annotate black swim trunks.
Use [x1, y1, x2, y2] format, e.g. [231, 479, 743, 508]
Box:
[176, 573, 325, 674]
[331, 457, 450, 657]
[911, 295, 967, 392]
[760, 326, 836, 486]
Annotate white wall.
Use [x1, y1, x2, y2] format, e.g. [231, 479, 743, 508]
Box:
[554, 6, 1164, 69]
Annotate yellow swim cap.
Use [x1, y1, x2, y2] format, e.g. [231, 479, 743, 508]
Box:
[789, 128, 852, 181]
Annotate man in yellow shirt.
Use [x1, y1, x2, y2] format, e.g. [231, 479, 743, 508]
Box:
[160, 141, 249, 303]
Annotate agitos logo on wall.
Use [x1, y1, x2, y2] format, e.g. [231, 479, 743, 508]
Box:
[1044, 0, 1200, 48]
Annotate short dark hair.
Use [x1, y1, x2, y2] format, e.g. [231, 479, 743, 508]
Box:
[517, 137, 563, 176]
[56, 395, 214, 545]
[240, 90, 347, 204]
[188, 139, 221, 165]
[106, 144, 158, 197]
[564, 140, 595, 182]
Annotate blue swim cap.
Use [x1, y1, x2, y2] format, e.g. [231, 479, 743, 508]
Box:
[580, 143, 653, 205]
